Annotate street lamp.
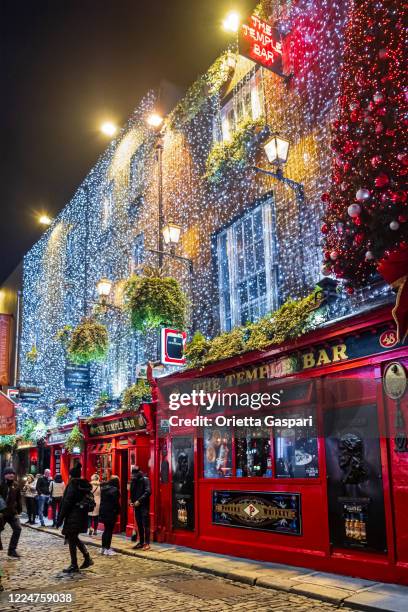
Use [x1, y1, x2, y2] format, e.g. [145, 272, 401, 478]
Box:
[223, 11, 240, 33]
[96, 278, 112, 299]
[39, 214, 52, 226]
[263, 134, 290, 165]
[100, 122, 117, 137]
[146, 113, 163, 128]
[163, 222, 181, 251]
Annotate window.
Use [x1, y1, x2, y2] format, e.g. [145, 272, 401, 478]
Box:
[217, 199, 278, 331]
[220, 69, 264, 142]
[129, 145, 146, 199]
[274, 407, 319, 478]
[203, 427, 233, 478]
[235, 427, 272, 477]
[102, 180, 114, 229]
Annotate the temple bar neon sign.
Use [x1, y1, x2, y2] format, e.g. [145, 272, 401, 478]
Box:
[239, 14, 283, 76]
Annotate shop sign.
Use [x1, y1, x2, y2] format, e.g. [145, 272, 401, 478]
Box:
[213, 490, 301, 535]
[47, 429, 72, 445]
[219, 326, 402, 388]
[161, 328, 186, 366]
[18, 386, 42, 405]
[0, 314, 11, 386]
[239, 14, 283, 75]
[64, 362, 90, 389]
[0, 391, 16, 435]
[88, 414, 146, 437]
[383, 362, 407, 400]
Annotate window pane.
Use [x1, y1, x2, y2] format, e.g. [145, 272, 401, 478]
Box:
[235, 427, 272, 477]
[203, 427, 233, 478]
[274, 408, 319, 478]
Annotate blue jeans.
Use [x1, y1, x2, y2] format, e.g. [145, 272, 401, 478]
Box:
[37, 494, 49, 525]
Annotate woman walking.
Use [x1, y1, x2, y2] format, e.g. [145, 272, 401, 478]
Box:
[50, 474, 65, 527]
[99, 476, 120, 556]
[88, 473, 101, 535]
[56, 463, 94, 573]
[22, 474, 37, 524]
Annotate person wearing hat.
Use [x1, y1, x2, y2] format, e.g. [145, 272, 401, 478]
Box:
[56, 463, 94, 573]
[0, 467, 22, 558]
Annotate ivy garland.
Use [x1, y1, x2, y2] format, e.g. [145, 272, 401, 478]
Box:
[205, 117, 267, 184]
[67, 318, 109, 365]
[185, 291, 326, 369]
[121, 380, 152, 413]
[65, 425, 84, 453]
[124, 268, 187, 332]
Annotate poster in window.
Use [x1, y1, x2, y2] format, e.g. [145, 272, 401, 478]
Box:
[213, 490, 301, 535]
[172, 436, 194, 530]
[203, 427, 232, 478]
[275, 408, 319, 478]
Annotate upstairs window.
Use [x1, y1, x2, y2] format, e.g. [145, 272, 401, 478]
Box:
[220, 69, 264, 142]
[216, 198, 278, 331]
[102, 180, 114, 229]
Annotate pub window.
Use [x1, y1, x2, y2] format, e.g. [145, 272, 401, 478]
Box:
[274, 407, 319, 478]
[220, 68, 264, 143]
[216, 198, 278, 331]
[203, 427, 233, 478]
[235, 426, 272, 477]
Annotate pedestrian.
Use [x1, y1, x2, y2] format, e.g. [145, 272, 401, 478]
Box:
[56, 463, 94, 574]
[99, 475, 120, 556]
[130, 466, 151, 551]
[36, 468, 52, 526]
[50, 473, 65, 527]
[22, 474, 37, 524]
[88, 473, 101, 536]
[0, 466, 22, 558]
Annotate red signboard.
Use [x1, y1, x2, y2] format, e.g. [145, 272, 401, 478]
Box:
[239, 14, 283, 75]
[0, 391, 16, 435]
[0, 314, 11, 386]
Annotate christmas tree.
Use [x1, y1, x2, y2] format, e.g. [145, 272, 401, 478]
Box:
[321, 0, 407, 296]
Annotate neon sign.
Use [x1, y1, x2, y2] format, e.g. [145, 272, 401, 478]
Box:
[239, 14, 283, 76]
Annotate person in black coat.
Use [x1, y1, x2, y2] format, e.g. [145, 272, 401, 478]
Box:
[56, 463, 93, 573]
[0, 467, 22, 558]
[99, 476, 120, 555]
[130, 466, 151, 550]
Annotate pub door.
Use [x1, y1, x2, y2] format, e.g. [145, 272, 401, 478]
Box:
[324, 403, 387, 554]
[119, 449, 129, 531]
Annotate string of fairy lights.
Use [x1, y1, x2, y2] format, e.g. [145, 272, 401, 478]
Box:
[18, 0, 392, 432]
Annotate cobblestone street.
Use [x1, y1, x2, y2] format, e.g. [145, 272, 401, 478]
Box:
[0, 526, 354, 612]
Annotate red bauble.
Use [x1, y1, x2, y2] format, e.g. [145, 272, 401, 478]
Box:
[343, 162, 351, 172]
[346, 286, 355, 295]
[386, 128, 396, 137]
[350, 110, 359, 122]
[376, 106, 387, 116]
[353, 216, 362, 226]
[321, 223, 329, 234]
[371, 155, 382, 168]
[374, 173, 390, 188]
[375, 122, 384, 134]
[321, 192, 330, 202]
[354, 233, 365, 245]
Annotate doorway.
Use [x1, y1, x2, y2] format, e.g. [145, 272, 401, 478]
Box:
[119, 449, 129, 531]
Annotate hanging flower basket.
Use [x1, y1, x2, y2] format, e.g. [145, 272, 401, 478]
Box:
[67, 318, 109, 365]
[65, 425, 84, 453]
[121, 380, 152, 413]
[124, 269, 187, 332]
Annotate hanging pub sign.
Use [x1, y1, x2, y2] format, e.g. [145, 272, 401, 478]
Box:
[161, 328, 187, 366]
[239, 14, 283, 76]
[213, 491, 301, 535]
[64, 361, 90, 390]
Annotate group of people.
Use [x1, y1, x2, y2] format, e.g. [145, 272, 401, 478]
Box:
[0, 463, 151, 574]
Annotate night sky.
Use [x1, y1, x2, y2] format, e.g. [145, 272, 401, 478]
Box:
[1, 0, 254, 283]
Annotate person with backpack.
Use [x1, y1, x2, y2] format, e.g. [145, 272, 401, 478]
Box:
[88, 473, 101, 536]
[56, 463, 94, 573]
[130, 466, 151, 551]
[0, 467, 22, 558]
[50, 474, 65, 527]
[99, 476, 120, 556]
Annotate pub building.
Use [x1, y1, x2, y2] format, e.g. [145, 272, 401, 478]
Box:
[78, 406, 155, 535]
[48, 423, 83, 483]
[154, 305, 408, 586]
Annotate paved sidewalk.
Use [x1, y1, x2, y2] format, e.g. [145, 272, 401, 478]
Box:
[24, 519, 408, 612]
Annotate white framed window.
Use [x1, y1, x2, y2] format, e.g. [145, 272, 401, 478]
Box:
[217, 198, 278, 331]
[102, 180, 114, 229]
[220, 69, 264, 142]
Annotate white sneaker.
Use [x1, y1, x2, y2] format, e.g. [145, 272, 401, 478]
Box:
[104, 549, 116, 556]
[100, 548, 105, 555]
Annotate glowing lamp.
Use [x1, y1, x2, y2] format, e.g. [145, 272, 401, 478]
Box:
[223, 11, 240, 33]
[146, 113, 163, 128]
[263, 134, 290, 165]
[39, 215, 52, 226]
[96, 278, 112, 298]
[101, 122, 117, 137]
[163, 222, 181, 246]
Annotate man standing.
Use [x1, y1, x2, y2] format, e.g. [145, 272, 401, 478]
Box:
[36, 468, 52, 526]
[130, 466, 151, 551]
[0, 467, 22, 558]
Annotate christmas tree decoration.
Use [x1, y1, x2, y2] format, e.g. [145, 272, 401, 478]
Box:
[322, 0, 407, 338]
